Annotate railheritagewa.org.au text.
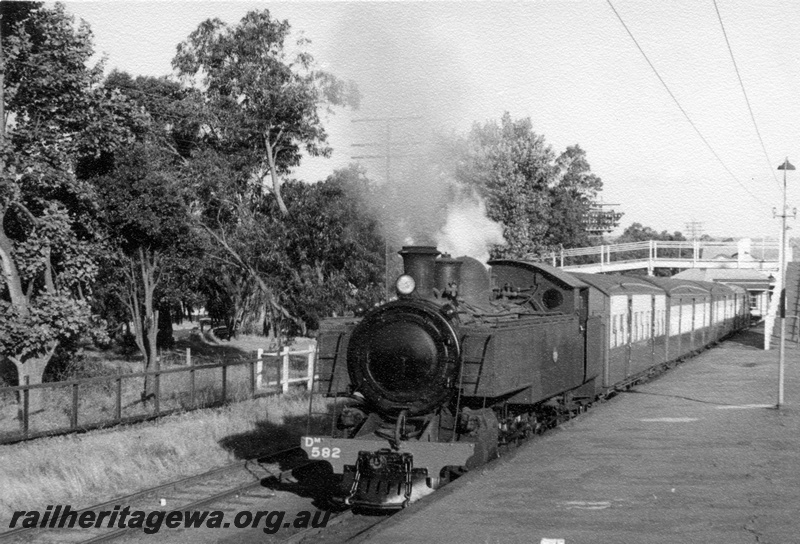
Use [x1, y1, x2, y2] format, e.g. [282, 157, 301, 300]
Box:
[9, 505, 331, 534]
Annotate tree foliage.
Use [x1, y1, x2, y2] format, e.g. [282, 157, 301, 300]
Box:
[200, 165, 384, 336]
[614, 223, 688, 276]
[93, 74, 200, 396]
[454, 112, 603, 258]
[275, 166, 384, 329]
[168, 9, 369, 338]
[0, 3, 138, 394]
[173, 9, 359, 215]
[616, 222, 686, 243]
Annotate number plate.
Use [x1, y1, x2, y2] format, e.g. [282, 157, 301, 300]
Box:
[301, 436, 474, 474]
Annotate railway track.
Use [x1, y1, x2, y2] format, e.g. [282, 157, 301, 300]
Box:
[0, 446, 310, 544]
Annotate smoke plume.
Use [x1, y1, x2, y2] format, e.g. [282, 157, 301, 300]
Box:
[436, 197, 506, 263]
[328, 4, 506, 262]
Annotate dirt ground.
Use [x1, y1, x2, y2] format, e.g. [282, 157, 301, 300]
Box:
[370, 328, 800, 544]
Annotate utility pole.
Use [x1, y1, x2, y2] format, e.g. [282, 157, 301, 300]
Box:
[775, 158, 796, 408]
[584, 200, 623, 236]
[684, 220, 704, 240]
[351, 115, 423, 299]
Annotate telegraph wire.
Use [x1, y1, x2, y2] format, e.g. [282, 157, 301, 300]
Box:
[605, 0, 772, 210]
[713, 0, 782, 194]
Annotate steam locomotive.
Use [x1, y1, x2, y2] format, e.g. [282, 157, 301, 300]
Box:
[301, 246, 750, 509]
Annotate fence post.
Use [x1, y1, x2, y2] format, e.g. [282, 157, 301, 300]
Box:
[115, 368, 122, 422]
[154, 366, 160, 417]
[186, 347, 191, 366]
[71, 382, 78, 429]
[221, 362, 227, 403]
[281, 347, 290, 393]
[189, 354, 195, 407]
[250, 357, 256, 397]
[306, 347, 315, 390]
[22, 376, 29, 438]
[256, 348, 264, 390]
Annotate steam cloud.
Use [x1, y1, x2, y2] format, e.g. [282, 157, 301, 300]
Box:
[327, 4, 507, 262]
[435, 198, 506, 264]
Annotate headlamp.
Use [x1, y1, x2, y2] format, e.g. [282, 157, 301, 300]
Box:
[396, 274, 416, 295]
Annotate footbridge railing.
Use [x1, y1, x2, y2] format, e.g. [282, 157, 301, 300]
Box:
[544, 240, 782, 274]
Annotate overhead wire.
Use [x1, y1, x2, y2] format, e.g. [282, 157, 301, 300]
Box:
[605, 0, 773, 211]
[712, 0, 782, 194]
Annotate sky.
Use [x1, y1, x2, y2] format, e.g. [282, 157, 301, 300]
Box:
[61, 0, 800, 241]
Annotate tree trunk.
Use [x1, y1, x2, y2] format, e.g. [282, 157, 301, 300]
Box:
[0, 207, 27, 309]
[120, 248, 162, 402]
[12, 343, 57, 420]
[143, 308, 159, 400]
[141, 248, 159, 401]
[264, 133, 289, 216]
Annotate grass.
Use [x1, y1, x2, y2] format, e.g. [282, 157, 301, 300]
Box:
[0, 390, 325, 528]
[0, 326, 329, 527]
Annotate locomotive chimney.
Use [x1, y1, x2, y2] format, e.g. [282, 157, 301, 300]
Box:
[399, 246, 440, 298]
[435, 254, 462, 299]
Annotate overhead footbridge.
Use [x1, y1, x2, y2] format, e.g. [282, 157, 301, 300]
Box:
[542, 239, 783, 276]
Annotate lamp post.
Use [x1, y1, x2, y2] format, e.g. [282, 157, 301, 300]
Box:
[776, 158, 795, 407]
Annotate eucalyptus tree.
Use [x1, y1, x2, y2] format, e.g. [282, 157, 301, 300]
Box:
[172, 10, 361, 338]
[546, 145, 604, 249]
[455, 113, 605, 258]
[96, 143, 194, 398]
[0, 3, 139, 406]
[173, 9, 359, 216]
[268, 165, 385, 332]
[93, 71, 209, 397]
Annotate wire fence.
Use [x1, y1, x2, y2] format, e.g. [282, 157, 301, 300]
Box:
[0, 345, 316, 445]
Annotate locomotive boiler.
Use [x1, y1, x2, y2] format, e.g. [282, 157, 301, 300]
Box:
[300, 245, 749, 509]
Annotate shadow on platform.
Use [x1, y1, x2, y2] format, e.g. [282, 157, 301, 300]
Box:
[726, 328, 765, 349]
[726, 326, 800, 350]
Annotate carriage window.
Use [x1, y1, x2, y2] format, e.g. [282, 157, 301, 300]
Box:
[637, 312, 642, 341]
[611, 315, 617, 348]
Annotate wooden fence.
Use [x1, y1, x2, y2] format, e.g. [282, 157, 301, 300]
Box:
[0, 344, 316, 445]
[257, 346, 316, 392]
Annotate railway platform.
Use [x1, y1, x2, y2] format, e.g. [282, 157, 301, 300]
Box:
[365, 327, 800, 544]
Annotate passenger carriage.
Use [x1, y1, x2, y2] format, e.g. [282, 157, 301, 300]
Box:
[634, 276, 711, 360]
[571, 273, 666, 388]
